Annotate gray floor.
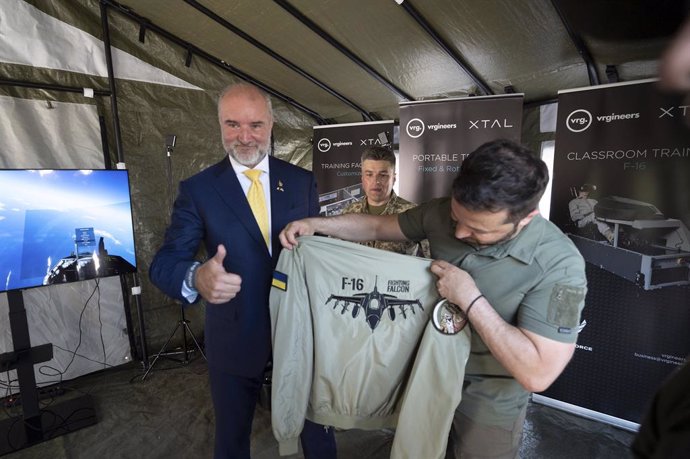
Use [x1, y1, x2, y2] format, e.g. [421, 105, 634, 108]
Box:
[1, 355, 636, 458]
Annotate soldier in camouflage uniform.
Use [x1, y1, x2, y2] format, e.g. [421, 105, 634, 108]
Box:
[342, 146, 429, 257]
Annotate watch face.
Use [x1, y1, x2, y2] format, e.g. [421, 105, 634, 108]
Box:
[431, 298, 468, 335]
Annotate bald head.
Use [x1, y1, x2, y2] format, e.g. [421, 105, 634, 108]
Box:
[217, 83, 273, 123]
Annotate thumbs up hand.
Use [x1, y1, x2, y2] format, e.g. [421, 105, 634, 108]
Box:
[195, 244, 242, 304]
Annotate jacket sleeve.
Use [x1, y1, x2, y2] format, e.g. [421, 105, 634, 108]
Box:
[269, 243, 314, 456]
[308, 173, 319, 217]
[391, 325, 472, 459]
[149, 179, 203, 303]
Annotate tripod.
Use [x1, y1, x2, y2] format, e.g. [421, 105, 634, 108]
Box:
[142, 135, 206, 381]
[142, 303, 206, 380]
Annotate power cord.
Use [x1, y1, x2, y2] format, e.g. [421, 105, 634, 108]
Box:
[2, 278, 107, 451]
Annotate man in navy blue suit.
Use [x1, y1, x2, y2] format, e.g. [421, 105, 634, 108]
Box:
[150, 83, 336, 459]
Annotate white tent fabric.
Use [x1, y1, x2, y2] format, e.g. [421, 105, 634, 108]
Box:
[0, 0, 201, 90]
[0, 277, 131, 394]
[0, 95, 103, 169]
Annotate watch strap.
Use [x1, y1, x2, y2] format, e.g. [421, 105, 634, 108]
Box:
[184, 261, 201, 291]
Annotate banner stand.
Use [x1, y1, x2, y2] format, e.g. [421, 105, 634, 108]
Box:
[532, 394, 638, 432]
[545, 79, 690, 427]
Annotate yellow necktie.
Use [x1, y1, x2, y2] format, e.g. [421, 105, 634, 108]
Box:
[243, 169, 270, 248]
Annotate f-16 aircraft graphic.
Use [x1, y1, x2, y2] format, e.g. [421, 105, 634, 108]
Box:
[326, 277, 423, 330]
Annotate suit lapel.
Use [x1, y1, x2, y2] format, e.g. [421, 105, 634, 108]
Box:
[270, 157, 296, 264]
[269, 156, 290, 233]
[211, 158, 269, 255]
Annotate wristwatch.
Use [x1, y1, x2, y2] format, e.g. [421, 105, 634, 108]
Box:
[184, 262, 201, 291]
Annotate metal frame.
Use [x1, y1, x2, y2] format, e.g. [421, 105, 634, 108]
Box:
[397, 1, 493, 96]
[550, 0, 601, 86]
[183, 0, 374, 121]
[101, 0, 327, 124]
[274, 0, 414, 102]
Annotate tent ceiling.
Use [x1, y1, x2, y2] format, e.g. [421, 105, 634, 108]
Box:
[109, 0, 682, 124]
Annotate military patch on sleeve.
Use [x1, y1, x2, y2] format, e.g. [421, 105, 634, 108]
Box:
[547, 284, 585, 332]
[272, 271, 288, 291]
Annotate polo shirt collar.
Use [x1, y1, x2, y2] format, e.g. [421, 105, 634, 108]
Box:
[475, 214, 545, 264]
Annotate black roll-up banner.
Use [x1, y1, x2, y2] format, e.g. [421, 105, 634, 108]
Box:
[542, 79, 690, 426]
[313, 121, 394, 216]
[398, 95, 523, 203]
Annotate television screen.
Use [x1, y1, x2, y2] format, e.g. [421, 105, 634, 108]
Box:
[0, 169, 137, 293]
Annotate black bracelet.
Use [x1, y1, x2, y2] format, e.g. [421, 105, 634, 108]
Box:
[465, 294, 484, 319]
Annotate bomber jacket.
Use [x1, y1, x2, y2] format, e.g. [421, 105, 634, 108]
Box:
[269, 236, 470, 458]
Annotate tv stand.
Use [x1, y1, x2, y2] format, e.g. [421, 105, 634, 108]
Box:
[0, 290, 97, 456]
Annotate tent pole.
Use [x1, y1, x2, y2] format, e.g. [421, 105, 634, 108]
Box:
[550, 0, 600, 86]
[101, 0, 327, 124]
[0, 79, 110, 96]
[274, 0, 415, 102]
[396, 1, 493, 96]
[99, 1, 125, 165]
[183, 0, 374, 121]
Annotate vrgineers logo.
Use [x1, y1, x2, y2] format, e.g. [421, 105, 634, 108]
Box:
[566, 109, 593, 132]
[406, 118, 425, 138]
[317, 138, 332, 152]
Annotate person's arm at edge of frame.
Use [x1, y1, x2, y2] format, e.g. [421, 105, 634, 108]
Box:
[279, 213, 405, 249]
[431, 260, 576, 393]
[659, 16, 690, 91]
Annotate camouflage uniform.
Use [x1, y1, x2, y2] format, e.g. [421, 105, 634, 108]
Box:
[342, 192, 430, 257]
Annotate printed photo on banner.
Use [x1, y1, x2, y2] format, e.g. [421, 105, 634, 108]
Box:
[542, 79, 690, 427]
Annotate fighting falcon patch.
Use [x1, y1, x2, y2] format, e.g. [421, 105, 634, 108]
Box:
[325, 276, 423, 331]
[272, 270, 288, 291]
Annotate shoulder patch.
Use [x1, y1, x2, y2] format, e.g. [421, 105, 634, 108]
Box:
[547, 284, 585, 329]
[272, 271, 288, 291]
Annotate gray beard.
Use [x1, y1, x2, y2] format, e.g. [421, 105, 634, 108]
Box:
[226, 143, 271, 168]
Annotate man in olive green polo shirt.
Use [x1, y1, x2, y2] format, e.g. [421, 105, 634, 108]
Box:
[279, 138, 587, 458]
